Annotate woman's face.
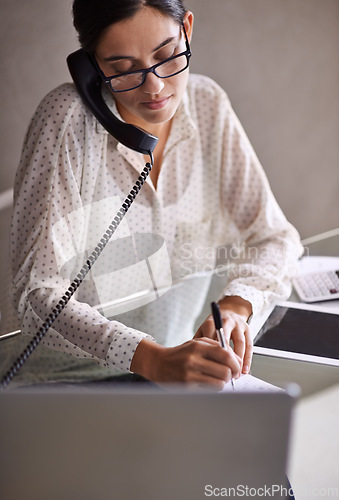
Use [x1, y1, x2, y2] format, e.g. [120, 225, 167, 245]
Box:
[94, 7, 193, 131]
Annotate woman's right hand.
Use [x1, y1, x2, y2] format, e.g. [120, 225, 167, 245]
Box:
[130, 337, 242, 390]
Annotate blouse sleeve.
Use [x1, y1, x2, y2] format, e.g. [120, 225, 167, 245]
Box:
[10, 84, 153, 373]
[217, 90, 304, 317]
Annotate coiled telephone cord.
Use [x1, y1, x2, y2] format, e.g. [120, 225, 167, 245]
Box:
[1, 160, 152, 389]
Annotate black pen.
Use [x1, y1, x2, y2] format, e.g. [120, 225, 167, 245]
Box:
[211, 302, 235, 390]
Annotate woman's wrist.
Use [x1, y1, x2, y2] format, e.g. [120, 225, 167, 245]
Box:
[218, 295, 253, 323]
[130, 338, 162, 381]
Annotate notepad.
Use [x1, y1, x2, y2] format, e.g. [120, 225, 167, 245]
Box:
[221, 373, 282, 393]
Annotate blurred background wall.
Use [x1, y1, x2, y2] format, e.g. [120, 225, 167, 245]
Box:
[188, 0, 339, 239]
[0, 0, 338, 240]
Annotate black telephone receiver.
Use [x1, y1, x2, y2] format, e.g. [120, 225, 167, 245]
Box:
[67, 49, 158, 155]
[1, 49, 159, 389]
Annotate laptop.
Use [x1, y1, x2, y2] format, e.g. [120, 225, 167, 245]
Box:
[0, 384, 297, 500]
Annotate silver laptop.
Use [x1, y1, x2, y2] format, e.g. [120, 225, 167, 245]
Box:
[0, 385, 296, 500]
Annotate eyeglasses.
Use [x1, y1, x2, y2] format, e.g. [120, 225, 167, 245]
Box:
[94, 25, 192, 93]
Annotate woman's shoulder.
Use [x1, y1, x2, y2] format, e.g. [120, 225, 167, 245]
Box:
[184, 74, 233, 128]
[187, 73, 231, 105]
[37, 82, 83, 108]
[28, 82, 92, 135]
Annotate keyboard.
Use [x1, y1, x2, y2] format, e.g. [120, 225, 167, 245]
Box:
[293, 269, 339, 303]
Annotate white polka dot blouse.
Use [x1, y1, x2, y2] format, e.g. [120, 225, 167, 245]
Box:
[9, 73, 303, 382]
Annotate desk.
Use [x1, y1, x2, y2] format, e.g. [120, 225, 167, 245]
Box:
[251, 230, 339, 499]
[1, 231, 338, 499]
[288, 383, 339, 499]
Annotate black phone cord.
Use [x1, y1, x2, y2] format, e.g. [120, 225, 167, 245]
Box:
[0, 161, 152, 389]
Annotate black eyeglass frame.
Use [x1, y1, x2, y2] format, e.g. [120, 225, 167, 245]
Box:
[92, 24, 192, 93]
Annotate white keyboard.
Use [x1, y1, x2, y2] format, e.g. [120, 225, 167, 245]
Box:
[293, 269, 339, 303]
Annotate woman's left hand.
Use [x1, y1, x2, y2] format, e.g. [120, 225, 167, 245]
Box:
[194, 296, 253, 374]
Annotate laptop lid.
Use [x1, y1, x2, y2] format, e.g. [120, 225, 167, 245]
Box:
[0, 386, 296, 500]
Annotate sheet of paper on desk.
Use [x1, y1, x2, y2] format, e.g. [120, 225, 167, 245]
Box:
[298, 255, 339, 274]
[221, 374, 283, 393]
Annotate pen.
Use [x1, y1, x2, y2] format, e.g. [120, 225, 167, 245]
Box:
[211, 302, 235, 390]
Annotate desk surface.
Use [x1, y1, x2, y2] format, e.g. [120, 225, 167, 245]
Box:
[261, 231, 339, 497]
[288, 382, 339, 498]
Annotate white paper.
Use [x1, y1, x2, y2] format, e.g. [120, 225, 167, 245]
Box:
[221, 374, 282, 393]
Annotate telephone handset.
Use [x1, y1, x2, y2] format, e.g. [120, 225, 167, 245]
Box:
[1, 49, 158, 389]
[67, 49, 158, 155]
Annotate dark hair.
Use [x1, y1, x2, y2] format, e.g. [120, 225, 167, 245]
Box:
[72, 0, 187, 53]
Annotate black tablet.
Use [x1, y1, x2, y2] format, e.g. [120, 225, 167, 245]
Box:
[253, 302, 339, 366]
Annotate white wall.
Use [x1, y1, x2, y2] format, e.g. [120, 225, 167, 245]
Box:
[1, 0, 338, 240]
[0, 0, 78, 194]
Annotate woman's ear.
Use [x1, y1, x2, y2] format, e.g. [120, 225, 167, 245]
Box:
[183, 10, 194, 42]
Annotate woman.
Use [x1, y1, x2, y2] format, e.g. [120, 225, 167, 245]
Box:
[6, 0, 303, 388]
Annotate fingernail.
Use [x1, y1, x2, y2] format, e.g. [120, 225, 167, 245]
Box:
[243, 365, 249, 374]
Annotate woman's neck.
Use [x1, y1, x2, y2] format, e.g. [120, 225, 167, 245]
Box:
[146, 119, 172, 189]
[116, 102, 172, 189]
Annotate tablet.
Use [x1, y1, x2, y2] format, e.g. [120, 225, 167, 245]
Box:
[253, 301, 339, 366]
